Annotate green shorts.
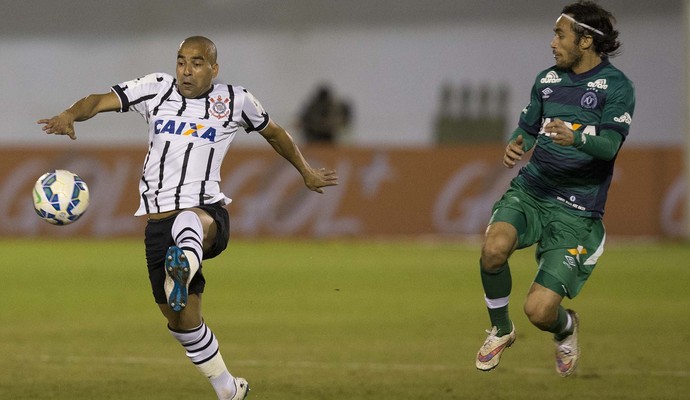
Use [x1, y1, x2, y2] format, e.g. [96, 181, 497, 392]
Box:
[489, 185, 606, 299]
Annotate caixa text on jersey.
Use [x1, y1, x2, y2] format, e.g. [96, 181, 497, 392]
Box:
[153, 119, 217, 142]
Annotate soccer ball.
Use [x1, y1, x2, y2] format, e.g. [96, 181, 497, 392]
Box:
[32, 169, 90, 225]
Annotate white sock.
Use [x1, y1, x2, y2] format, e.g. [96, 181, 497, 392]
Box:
[562, 312, 573, 334]
[169, 322, 237, 399]
[171, 210, 203, 282]
[210, 370, 237, 400]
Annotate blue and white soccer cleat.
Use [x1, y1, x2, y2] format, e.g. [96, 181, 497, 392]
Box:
[164, 246, 191, 312]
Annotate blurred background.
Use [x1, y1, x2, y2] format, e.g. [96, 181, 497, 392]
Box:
[1, 0, 688, 239]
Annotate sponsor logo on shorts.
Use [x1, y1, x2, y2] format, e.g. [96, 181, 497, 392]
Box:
[567, 246, 588, 256]
[563, 255, 577, 270]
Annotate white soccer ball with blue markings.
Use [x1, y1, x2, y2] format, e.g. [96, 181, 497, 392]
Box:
[32, 169, 90, 225]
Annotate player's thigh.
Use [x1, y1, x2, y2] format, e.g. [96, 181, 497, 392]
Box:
[145, 216, 207, 304]
[189, 207, 217, 252]
[193, 203, 230, 259]
[536, 216, 604, 299]
[488, 188, 541, 250]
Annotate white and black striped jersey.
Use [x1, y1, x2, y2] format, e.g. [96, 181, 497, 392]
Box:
[111, 72, 269, 216]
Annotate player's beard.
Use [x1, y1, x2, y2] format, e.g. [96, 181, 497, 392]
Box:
[558, 48, 584, 72]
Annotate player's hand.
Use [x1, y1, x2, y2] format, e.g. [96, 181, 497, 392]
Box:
[304, 167, 338, 193]
[543, 118, 574, 146]
[503, 135, 525, 168]
[37, 112, 77, 140]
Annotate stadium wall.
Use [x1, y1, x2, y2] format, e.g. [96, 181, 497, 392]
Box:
[2, 1, 685, 149]
[4, 146, 684, 239]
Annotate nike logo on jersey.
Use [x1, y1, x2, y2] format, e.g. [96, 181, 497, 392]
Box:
[154, 119, 217, 142]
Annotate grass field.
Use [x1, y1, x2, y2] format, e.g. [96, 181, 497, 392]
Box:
[2, 238, 690, 399]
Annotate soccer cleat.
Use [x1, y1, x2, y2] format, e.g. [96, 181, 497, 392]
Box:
[164, 246, 191, 312]
[230, 377, 250, 400]
[554, 309, 580, 377]
[476, 324, 516, 371]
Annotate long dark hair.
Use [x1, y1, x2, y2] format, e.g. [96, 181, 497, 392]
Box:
[562, 1, 622, 57]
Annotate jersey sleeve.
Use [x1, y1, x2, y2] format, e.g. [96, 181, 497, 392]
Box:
[508, 126, 537, 151]
[600, 79, 635, 139]
[111, 72, 173, 118]
[516, 76, 544, 137]
[238, 88, 270, 133]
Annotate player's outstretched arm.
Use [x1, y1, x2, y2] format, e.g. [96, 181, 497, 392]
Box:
[38, 92, 121, 140]
[258, 120, 338, 193]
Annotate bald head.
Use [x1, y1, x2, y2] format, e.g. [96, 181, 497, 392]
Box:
[179, 36, 217, 65]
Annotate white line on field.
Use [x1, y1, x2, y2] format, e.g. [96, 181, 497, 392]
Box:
[16, 354, 690, 378]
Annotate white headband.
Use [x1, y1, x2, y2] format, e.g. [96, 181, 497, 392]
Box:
[558, 13, 605, 36]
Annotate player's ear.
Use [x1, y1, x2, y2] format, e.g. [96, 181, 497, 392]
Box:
[579, 35, 594, 51]
[212, 63, 219, 79]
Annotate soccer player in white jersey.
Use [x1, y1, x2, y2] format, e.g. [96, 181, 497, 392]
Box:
[38, 36, 338, 400]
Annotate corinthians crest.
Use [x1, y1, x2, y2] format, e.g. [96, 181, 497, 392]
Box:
[209, 95, 231, 119]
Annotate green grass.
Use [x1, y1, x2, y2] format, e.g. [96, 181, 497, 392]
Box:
[2, 238, 690, 399]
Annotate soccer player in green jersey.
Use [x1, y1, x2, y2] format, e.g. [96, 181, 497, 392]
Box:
[475, 1, 635, 377]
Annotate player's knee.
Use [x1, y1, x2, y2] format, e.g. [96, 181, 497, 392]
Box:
[481, 223, 517, 271]
[523, 302, 556, 331]
[480, 242, 510, 272]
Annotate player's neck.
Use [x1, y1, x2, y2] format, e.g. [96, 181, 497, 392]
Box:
[571, 53, 602, 75]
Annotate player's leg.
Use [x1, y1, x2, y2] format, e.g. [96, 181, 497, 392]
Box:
[525, 212, 582, 336]
[480, 221, 518, 334]
[147, 205, 249, 399]
[476, 188, 542, 371]
[476, 221, 518, 371]
[526, 215, 603, 377]
[524, 273, 579, 377]
[479, 189, 539, 334]
[170, 206, 248, 399]
[162, 295, 249, 400]
[164, 210, 207, 311]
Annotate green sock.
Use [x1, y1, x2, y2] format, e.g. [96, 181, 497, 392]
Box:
[487, 306, 512, 336]
[549, 306, 573, 341]
[480, 261, 513, 336]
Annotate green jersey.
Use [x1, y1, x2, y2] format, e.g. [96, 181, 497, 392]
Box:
[514, 58, 635, 218]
